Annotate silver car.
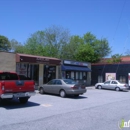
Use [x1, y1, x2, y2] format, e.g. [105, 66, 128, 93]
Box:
[39, 79, 87, 97]
[95, 80, 129, 91]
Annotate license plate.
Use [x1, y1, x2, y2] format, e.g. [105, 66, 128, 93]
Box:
[14, 93, 25, 97]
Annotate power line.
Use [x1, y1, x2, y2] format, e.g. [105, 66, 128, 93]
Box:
[110, 0, 127, 55]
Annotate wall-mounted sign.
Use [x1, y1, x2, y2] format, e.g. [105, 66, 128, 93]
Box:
[105, 73, 116, 81]
[64, 60, 88, 67]
[36, 57, 49, 62]
[18, 55, 61, 65]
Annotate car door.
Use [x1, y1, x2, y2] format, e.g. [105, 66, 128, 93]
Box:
[109, 81, 118, 90]
[43, 80, 55, 93]
[52, 80, 62, 94]
[102, 81, 111, 89]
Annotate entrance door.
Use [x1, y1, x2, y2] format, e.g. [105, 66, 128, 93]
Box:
[44, 65, 56, 84]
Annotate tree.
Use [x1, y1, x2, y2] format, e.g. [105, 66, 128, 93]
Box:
[75, 44, 100, 62]
[83, 33, 111, 58]
[61, 35, 83, 60]
[75, 33, 111, 63]
[23, 26, 70, 57]
[0, 35, 11, 51]
[111, 54, 122, 63]
[43, 25, 70, 58]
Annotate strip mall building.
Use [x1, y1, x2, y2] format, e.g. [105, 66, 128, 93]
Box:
[91, 57, 130, 86]
[0, 51, 91, 87]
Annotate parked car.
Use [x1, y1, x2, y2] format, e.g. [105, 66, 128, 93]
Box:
[95, 80, 129, 91]
[0, 72, 36, 104]
[39, 79, 87, 98]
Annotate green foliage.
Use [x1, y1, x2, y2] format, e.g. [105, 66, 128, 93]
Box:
[111, 54, 122, 63]
[74, 32, 111, 63]
[106, 59, 113, 63]
[2, 26, 112, 63]
[75, 44, 100, 62]
[20, 26, 71, 57]
[61, 35, 83, 60]
[0, 35, 11, 51]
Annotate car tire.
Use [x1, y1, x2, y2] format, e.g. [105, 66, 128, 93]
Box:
[19, 97, 28, 104]
[98, 85, 102, 89]
[115, 87, 120, 91]
[39, 87, 44, 94]
[60, 90, 66, 98]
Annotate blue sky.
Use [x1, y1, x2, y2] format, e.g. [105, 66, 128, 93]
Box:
[0, 0, 130, 56]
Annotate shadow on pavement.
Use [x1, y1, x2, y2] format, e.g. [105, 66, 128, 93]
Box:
[95, 88, 129, 92]
[40, 93, 87, 99]
[0, 99, 40, 109]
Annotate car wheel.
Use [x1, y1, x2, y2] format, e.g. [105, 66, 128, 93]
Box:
[115, 87, 120, 91]
[39, 87, 44, 94]
[98, 85, 102, 89]
[19, 97, 28, 104]
[60, 90, 66, 98]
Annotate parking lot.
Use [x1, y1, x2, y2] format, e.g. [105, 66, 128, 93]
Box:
[0, 88, 130, 130]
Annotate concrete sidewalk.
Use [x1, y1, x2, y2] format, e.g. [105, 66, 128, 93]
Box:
[86, 86, 95, 89]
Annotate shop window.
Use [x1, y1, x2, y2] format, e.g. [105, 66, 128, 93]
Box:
[80, 72, 82, 79]
[62, 71, 66, 79]
[119, 76, 126, 83]
[98, 75, 103, 83]
[71, 71, 74, 80]
[76, 72, 78, 79]
[83, 72, 87, 80]
[16, 63, 39, 85]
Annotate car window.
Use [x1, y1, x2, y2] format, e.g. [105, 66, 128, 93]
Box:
[63, 79, 76, 84]
[104, 81, 110, 84]
[111, 81, 117, 84]
[47, 80, 56, 85]
[55, 80, 62, 85]
[0, 73, 18, 80]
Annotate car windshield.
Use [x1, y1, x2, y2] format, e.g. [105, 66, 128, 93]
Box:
[63, 79, 76, 84]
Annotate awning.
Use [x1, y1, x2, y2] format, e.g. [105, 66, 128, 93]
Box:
[61, 65, 91, 72]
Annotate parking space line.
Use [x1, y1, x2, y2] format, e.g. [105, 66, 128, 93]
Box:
[40, 104, 52, 107]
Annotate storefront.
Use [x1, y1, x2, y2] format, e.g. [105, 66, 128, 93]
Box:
[61, 60, 91, 86]
[16, 53, 61, 86]
[91, 57, 130, 85]
[0, 52, 61, 87]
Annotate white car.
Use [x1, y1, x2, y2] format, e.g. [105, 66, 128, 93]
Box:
[95, 80, 129, 91]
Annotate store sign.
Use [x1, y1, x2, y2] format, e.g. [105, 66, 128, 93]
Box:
[36, 57, 49, 61]
[64, 60, 88, 66]
[36, 57, 49, 63]
[19, 55, 61, 65]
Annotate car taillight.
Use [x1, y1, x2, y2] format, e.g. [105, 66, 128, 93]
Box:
[81, 86, 85, 89]
[1, 81, 5, 91]
[71, 85, 78, 89]
[124, 84, 127, 87]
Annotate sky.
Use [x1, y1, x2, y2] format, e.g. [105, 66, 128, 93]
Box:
[0, 0, 130, 57]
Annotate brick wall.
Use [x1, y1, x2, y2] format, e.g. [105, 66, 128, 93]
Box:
[0, 52, 16, 72]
